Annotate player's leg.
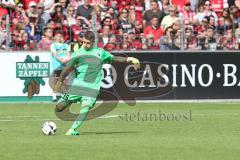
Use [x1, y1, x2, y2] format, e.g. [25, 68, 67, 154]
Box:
[55, 93, 73, 112]
[65, 96, 96, 136]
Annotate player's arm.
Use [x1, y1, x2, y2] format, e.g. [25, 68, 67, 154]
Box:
[101, 48, 140, 70]
[53, 57, 78, 92]
[113, 56, 140, 70]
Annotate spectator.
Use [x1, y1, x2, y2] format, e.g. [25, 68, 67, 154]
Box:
[229, 5, 240, 22]
[236, 0, 240, 9]
[42, 0, 55, 12]
[66, 5, 76, 26]
[70, 0, 83, 10]
[171, 29, 181, 50]
[146, 34, 160, 50]
[36, 3, 49, 40]
[161, 5, 179, 31]
[217, 17, 228, 34]
[105, 7, 118, 32]
[143, 0, 164, 27]
[104, 34, 120, 51]
[235, 18, 240, 39]
[101, 16, 113, 29]
[51, 4, 68, 26]
[73, 32, 84, 53]
[159, 26, 173, 50]
[46, 19, 55, 29]
[99, 24, 112, 46]
[120, 33, 130, 50]
[221, 8, 232, 29]
[26, 1, 38, 18]
[58, 0, 68, 15]
[76, 0, 94, 22]
[144, 0, 162, 11]
[222, 28, 238, 50]
[162, 0, 170, 15]
[38, 27, 53, 51]
[50, 31, 71, 101]
[182, 2, 195, 22]
[118, 8, 135, 35]
[208, 15, 216, 28]
[53, 18, 69, 42]
[25, 16, 39, 42]
[184, 19, 193, 30]
[198, 27, 217, 50]
[11, 3, 29, 24]
[194, 1, 218, 26]
[144, 15, 164, 43]
[195, 16, 209, 34]
[12, 28, 29, 51]
[121, 41, 130, 50]
[194, 2, 204, 21]
[129, 32, 143, 50]
[171, 19, 181, 33]
[37, 2, 51, 26]
[128, 5, 143, 34]
[71, 15, 88, 42]
[0, 16, 7, 49]
[92, 5, 102, 31]
[185, 28, 198, 50]
[132, 39, 143, 50]
[100, 0, 110, 20]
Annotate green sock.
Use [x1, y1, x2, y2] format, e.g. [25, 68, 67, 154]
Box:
[70, 106, 90, 130]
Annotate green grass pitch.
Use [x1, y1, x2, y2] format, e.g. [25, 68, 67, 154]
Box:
[0, 102, 240, 160]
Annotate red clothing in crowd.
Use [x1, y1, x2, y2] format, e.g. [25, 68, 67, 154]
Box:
[182, 10, 196, 21]
[135, 1, 144, 24]
[131, 39, 142, 50]
[144, 25, 164, 41]
[38, 38, 53, 51]
[104, 43, 120, 51]
[22, 0, 40, 9]
[118, 0, 131, 12]
[171, 0, 190, 9]
[0, 8, 8, 18]
[210, 0, 228, 12]
[71, 24, 82, 42]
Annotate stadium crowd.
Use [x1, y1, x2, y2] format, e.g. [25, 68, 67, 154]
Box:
[0, 0, 240, 51]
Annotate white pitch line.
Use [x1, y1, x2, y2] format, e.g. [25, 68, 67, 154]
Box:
[97, 115, 120, 119]
[0, 116, 41, 118]
[0, 115, 120, 122]
[0, 119, 60, 122]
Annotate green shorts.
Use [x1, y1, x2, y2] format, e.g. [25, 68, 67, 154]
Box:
[59, 93, 97, 108]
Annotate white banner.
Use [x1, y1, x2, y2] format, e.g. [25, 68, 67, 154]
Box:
[0, 52, 52, 97]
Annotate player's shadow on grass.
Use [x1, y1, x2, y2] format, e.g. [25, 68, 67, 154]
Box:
[80, 131, 140, 135]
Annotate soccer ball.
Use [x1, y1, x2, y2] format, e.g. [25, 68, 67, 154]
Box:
[41, 121, 57, 135]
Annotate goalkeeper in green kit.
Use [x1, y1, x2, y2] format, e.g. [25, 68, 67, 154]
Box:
[53, 31, 140, 136]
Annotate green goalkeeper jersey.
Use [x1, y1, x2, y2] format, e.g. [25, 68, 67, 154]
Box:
[67, 46, 113, 97]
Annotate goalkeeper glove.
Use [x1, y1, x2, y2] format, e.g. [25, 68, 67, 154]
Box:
[53, 81, 63, 93]
[127, 57, 140, 70]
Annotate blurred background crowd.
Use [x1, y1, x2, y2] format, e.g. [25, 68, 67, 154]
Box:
[0, 0, 240, 51]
